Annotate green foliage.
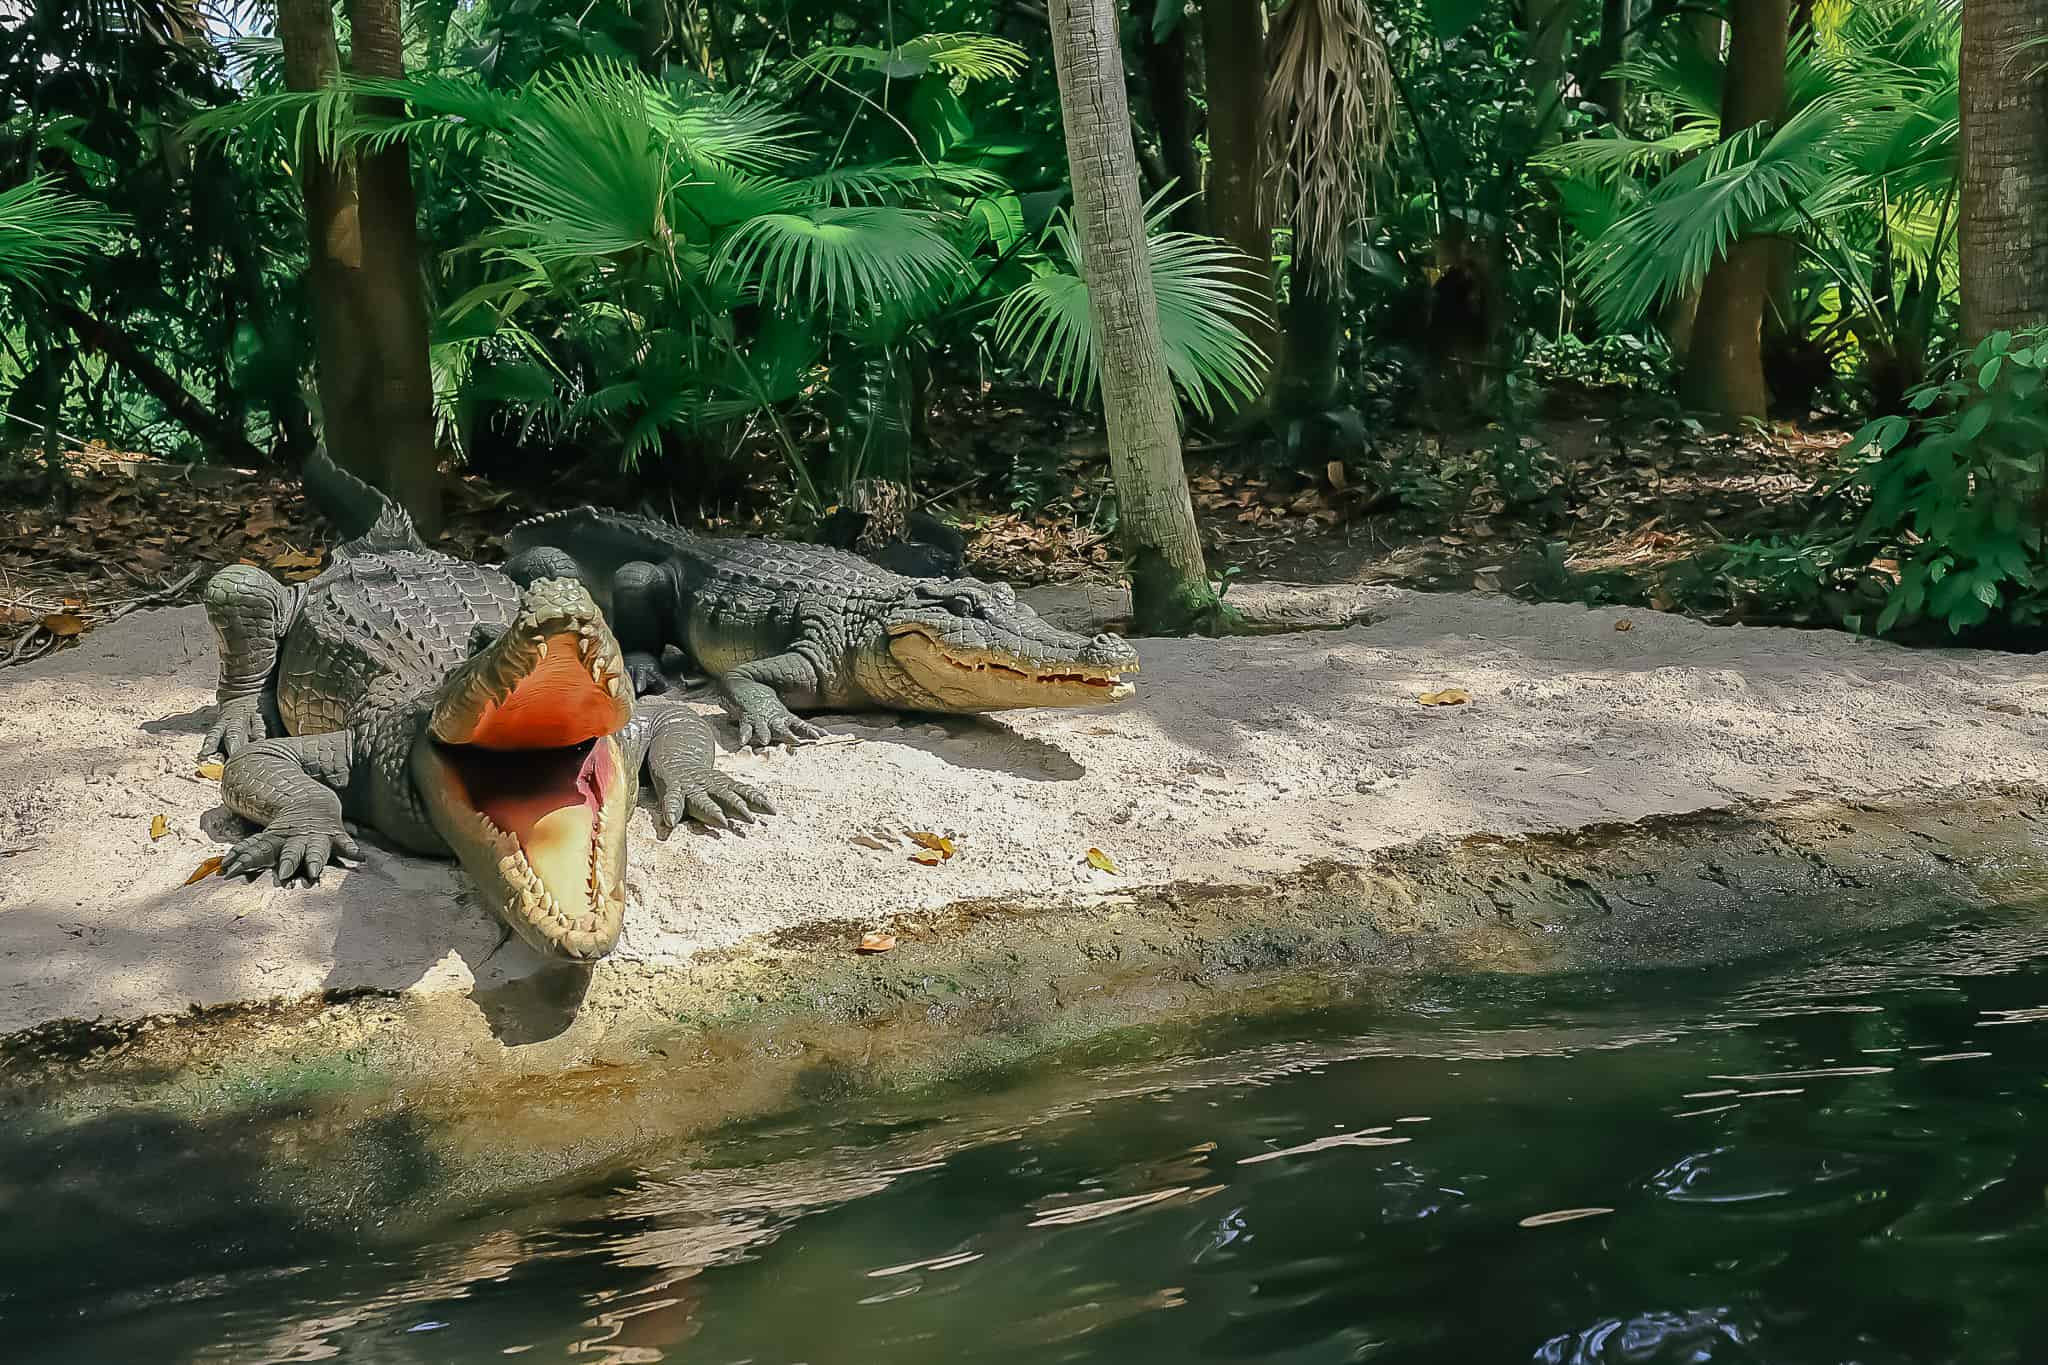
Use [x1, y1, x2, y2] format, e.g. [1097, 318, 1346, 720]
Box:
[0, 176, 120, 294]
[994, 199, 1269, 420]
[1846, 330, 2048, 635]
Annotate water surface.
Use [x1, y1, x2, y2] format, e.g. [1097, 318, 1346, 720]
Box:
[14, 906, 2048, 1363]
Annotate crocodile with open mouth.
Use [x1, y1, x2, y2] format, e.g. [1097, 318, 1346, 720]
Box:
[196, 455, 773, 960]
[503, 507, 1140, 747]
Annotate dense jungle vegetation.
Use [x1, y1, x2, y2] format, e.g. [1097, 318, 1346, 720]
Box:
[2, 0, 2045, 643]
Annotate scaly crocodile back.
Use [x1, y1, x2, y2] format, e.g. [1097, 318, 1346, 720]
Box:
[278, 550, 519, 738]
[507, 506, 908, 595]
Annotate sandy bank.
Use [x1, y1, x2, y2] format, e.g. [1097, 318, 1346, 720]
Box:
[1, 581, 2044, 1046]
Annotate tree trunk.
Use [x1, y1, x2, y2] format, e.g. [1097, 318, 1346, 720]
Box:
[280, 0, 442, 534]
[1592, 0, 1629, 130]
[1959, 0, 2048, 346]
[1046, 0, 1216, 632]
[1522, 0, 1575, 146]
[1659, 10, 1724, 361]
[1200, 0, 1275, 337]
[1679, 0, 1788, 422]
[1137, 0, 1202, 232]
[46, 297, 270, 468]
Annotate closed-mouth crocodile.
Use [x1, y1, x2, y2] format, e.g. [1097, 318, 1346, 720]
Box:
[195, 454, 773, 960]
[502, 506, 1141, 748]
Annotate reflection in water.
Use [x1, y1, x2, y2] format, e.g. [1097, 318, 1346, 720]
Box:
[14, 905, 2048, 1363]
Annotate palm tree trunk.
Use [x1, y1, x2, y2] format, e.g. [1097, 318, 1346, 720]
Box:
[1046, 0, 1216, 632]
[1679, 0, 1788, 422]
[1592, 0, 1629, 130]
[1959, 0, 2048, 345]
[1523, 0, 1574, 146]
[1658, 10, 1723, 361]
[279, 0, 442, 534]
[1200, 0, 1274, 330]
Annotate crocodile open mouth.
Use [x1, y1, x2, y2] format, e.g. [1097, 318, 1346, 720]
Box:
[421, 732, 631, 961]
[414, 581, 638, 960]
[887, 624, 1139, 708]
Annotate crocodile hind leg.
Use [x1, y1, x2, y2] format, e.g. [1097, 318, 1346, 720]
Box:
[199, 565, 298, 760]
[218, 730, 362, 884]
[612, 560, 679, 696]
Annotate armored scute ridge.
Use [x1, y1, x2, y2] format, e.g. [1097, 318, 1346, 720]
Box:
[503, 506, 1141, 747]
[196, 453, 773, 960]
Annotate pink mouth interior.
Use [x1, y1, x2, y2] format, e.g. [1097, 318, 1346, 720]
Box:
[444, 738, 610, 849]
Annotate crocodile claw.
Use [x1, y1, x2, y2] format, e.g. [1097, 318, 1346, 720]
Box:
[222, 825, 362, 886]
[200, 697, 268, 761]
[736, 713, 828, 749]
[656, 772, 777, 836]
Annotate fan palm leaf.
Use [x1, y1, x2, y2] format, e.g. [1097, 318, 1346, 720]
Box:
[788, 34, 1027, 85]
[993, 208, 1270, 419]
[711, 206, 964, 318]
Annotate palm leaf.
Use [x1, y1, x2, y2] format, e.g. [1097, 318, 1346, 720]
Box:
[993, 211, 1270, 418]
[0, 176, 122, 293]
[789, 34, 1027, 85]
[792, 161, 1010, 206]
[711, 206, 965, 317]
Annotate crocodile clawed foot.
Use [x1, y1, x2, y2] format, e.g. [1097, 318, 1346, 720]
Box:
[656, 773, 778, 836]
[200, 697, 268, 762]
[736, 713, 827, 749]
[221, 823, 362, 886]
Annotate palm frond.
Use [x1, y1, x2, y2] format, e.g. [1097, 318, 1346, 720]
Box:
[654, 86, 809, 170]
[711, 206, 964, 317]
[789, 33, 1028, 85]
[0, 176, 122, 293]
[993, 212, 1270, 417]
[791, 160, 1010, 206]
[1262, 0, 1395, 292]
[1535, 123, 1717, 183]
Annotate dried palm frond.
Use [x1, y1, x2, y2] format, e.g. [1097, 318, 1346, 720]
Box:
[1261, 0, 1395, 294]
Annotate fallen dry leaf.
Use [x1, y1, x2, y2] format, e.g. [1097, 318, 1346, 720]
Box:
[195, 761, 225, 781]
[1327, 460, 1348, 490]
[184, 855, 223, 885]
[909, 849, 946, 866]
[1615, 619, 1634, 632]
[270, 549, 322, 570]
[908, 831, 956, 860]
[1418, 688, 1471, 707]
[40, 612, 86, 637]
[857, 931, 897, 954]
[1085, 847, 1118, 873]
[149, 814, 168, 841]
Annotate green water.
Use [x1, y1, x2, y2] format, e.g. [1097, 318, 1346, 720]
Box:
[13, 907, 2048, 1363]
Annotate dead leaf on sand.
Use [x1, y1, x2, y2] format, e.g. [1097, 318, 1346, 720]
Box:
[149, 814, 168, 841]
[857, 931, 898, 954]
[195, 761, 225, 781]
[39, 612, 86, 637]
[184, 855, 223, 885]
[1418, 688, 1471, 707]
[1085, 847, 1118, 873]
[908, 832, 956, 863]
[1615, 619, 1635, 632]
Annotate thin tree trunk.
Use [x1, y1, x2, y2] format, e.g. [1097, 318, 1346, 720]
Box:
[1200, 0, 1274, 331]
[1659, 10, 1723, 360]
[280, 0, 442, 534]
[1523, 0, 1574, 146]
[1679, 0, 1788, 421]
[1592, 0, 1629, 130]
[1137, 0, 1203, 232]
[1959, 0, 2048, 345]
[1046, 0, 1216, 632]
[46, 297, 270, 468]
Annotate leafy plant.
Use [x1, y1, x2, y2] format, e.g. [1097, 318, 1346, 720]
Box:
[1844, 329, 2048, 634]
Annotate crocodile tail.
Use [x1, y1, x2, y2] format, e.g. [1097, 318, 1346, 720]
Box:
[505, 506, 697, 578]
[304, 449, 421, 550]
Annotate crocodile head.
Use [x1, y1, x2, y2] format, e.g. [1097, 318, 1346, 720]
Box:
[410, 578, 636, 961]
[878, 578, 1140, 711]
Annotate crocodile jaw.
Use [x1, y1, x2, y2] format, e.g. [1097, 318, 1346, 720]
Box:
[885, 625, 1139, 710]
[412, 577, 637, 960]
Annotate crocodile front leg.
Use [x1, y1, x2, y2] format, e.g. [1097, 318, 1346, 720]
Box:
[199, 565, 298, 760]
[218, 731, 362, 884]
[718, 651, 831, 748]
[623, 700, 777, 832]
[612, 559, 678, 696]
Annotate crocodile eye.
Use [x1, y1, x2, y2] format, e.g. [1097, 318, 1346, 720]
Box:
[946, 593, 981, 618]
